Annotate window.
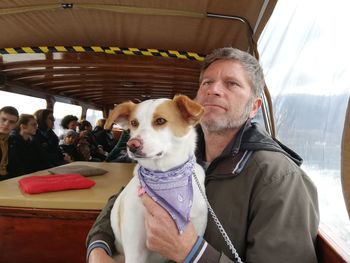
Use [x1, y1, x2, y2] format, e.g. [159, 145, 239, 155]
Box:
[0, 91, 46, 115]
[86, 108, 103, 128]
[259, 0, 350, 245]
[53, 102, 82, 138]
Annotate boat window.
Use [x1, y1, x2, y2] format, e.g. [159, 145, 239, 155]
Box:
[86, 108, 103, 128]
[0, 90, 46, 115]
[259, 0, 350, 246]
[53, 102, 82, 138]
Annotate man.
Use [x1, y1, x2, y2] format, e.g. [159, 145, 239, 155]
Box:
[0, 106, 19, 180]
[86, 48, 319, 262]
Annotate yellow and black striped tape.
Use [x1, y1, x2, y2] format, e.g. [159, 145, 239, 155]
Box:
[0, 46, 204, 61]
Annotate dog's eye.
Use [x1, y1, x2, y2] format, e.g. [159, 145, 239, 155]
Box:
[154, 117, 167, 126]
[130, 119, 139, 127]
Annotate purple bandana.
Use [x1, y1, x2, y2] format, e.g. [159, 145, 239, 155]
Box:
[138, 155, 195, 233]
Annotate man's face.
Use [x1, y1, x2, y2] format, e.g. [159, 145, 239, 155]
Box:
[0, 111, 18, 134]
[196, 59, 261, 132]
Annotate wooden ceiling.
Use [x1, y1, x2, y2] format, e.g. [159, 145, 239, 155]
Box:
[1, 52, 201, 107]
[0, 0, 278, 111]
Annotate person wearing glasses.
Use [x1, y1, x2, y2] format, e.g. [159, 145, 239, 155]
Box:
[7, 114, 47, 178]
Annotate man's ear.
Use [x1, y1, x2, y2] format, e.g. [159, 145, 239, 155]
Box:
[104, 101, 136, 130]
[173, 94, 204, 125]
[249, 97, 263, 119]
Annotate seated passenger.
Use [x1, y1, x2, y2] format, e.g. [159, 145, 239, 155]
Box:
[59, 114, 79, 143]
[105, 129, 132, 163]
[59, 129, 84, 162]
[79, 120, 106, 161]
[92, 118, 117, 152]
[60, 114, 79, 131]
[0, 106, 19, 181]
[34, 109, 69, 167]
[8, 114, 47, 178]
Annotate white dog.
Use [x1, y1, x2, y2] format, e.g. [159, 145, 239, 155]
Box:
[105, 95, 208, 263]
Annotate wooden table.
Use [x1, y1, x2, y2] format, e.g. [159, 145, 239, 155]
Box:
[0, 162, 135, 263]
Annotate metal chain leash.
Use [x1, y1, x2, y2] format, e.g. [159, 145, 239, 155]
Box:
[193, 172, 243, 263]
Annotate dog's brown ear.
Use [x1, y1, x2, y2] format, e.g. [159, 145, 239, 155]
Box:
[105, 101, 136, 130]
[173, 94, 204, 125]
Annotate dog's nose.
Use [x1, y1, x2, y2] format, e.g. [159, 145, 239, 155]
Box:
[127, 138, 142, 153]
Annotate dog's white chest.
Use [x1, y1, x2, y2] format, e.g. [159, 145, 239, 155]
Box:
[110, 164, 207, 263]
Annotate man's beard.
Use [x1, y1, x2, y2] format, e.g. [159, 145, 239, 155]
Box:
[201, 99, 253, 133]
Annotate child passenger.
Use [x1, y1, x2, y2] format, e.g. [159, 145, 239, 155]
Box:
[59, 129, 83, 162]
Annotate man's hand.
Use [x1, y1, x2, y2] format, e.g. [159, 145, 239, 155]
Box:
[141, 193, 198, 262]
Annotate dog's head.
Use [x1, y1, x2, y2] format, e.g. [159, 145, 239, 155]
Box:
[105, 95, 203, 170]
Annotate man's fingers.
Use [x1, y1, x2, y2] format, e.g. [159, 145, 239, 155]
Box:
[141, 193, 166, 217]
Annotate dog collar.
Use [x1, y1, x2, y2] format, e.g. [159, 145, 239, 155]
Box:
[138, 155, 195, 233]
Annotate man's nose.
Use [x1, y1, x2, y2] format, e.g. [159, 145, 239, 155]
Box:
[3, 120, 10, 126]
[206, 81, 224, 96]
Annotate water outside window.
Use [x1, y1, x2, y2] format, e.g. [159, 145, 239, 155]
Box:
[259, 0, 350, 245]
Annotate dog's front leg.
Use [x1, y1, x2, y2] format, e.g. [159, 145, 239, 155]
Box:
[111, 177, 163, 263]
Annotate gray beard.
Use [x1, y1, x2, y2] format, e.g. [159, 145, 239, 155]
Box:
[201, 100, 252, 134]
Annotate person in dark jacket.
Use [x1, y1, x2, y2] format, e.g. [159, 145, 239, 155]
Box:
[92, 118, 117, 153]
[79, 120, 106, 161]
[105, 129, 132, 163]
[7, 114, 47, 177]
[59, 129, 83, 162]
[34, 109, 69, 168]
[86, 48, 319, 263]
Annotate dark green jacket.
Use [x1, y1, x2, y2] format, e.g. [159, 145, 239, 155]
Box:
[87, 121, 319, 263]
[105, 130, 131, 162]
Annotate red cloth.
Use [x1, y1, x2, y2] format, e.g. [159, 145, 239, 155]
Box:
[18, 174, 96, 194]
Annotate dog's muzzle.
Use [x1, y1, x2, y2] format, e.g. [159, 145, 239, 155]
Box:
[127, 138, 143, 154]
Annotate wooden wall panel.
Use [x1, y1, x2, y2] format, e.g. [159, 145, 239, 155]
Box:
[0, 207, 99, 263]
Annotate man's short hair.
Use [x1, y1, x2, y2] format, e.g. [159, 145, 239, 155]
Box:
[200, 47, 265, 98]
[0, 106, 19, 118]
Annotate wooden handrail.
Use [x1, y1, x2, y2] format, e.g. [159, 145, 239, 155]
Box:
[317, 225, 350, 263]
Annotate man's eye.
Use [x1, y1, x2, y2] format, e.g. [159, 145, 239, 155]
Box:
[130, 119, 139, 127]
[154, 118, 167, 126]
[228, 81, 239, 87]
[202, 80, 212, 86]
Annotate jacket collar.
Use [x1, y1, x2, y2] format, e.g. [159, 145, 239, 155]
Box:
[195, 119, 251, 166]
[196, 119, 303, 175]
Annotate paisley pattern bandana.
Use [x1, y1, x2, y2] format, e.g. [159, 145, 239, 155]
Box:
[138, 155, 195, 233]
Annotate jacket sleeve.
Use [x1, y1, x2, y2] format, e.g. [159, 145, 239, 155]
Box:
[86, 187, 124, 256]
[7, 137, 27, 177]
[105, 130, 129, 162]
[181, 236, 233, 263]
